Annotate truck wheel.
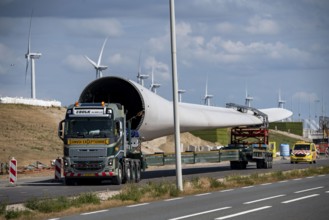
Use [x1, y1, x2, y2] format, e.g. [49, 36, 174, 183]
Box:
[130, 162, 136, 182]
[122, 163, 131, 184]
[113, 164, 122, 185]
[135, 162, 141, 183]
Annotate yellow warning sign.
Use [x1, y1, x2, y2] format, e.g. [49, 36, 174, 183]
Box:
[68, 138, 109, 145]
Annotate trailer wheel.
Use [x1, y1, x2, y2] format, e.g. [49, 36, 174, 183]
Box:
[113, 163, 122, 185]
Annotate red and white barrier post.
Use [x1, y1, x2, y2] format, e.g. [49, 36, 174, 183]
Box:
[54, 157, 62, 181]
[9, 157, 17, 185]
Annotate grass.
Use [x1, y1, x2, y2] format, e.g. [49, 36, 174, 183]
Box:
[1, 166, 329, 220]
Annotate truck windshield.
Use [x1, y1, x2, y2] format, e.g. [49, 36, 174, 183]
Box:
[294, 145, 310, 150]
[65, 117, 114, 138]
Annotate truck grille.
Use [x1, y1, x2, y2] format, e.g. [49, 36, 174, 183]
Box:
[69, 147, 107, 157]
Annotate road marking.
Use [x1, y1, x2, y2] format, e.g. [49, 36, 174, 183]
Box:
[318, 175, 325, 177]
[215, 206, 271, 220]
[242, 186, 254, 189]
[281, 194, 319, 204]
[221, 189, 234, 192]
[195, 193, 211, 196]
[168, 207, 231, 220]
[165, 197, 183, 202]
[127, 203, 149, 207]
[81, 209, 108, 215]
[261, 183, 272, 186]
[325, 191, 329, 193]
[243, 194, 286, 204]
[306, 176, 314, 179]
[279, 180, 288, 183]
[294, 186, 324, 194]
[293, 178, 302, 181]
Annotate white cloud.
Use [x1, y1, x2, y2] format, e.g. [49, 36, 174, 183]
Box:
[145, 56, 170, 81]
[63, 54, 90, 72]
[63, 18, 123, 37]
[215, 22, 235, 33]
[245, 15, 280, 35]
[292, 91, 319, 103]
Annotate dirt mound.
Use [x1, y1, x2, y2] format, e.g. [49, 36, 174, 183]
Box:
[0, 104, 66, 167]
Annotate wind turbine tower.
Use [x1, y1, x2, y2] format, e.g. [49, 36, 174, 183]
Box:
[245, 88, 253, 107]
[85, 37, 108, 79]
[204, 78, 213, 106]
[25, 12, 41, 99]
[149, 65, 161, 94]
[278, 89, 286, 108]
[137, 51, 149, 86]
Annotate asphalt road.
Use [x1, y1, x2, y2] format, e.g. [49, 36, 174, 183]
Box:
[1, 157, 329, 205]
[57, 171, 329, 220]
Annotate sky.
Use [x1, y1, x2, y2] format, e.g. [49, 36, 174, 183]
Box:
[0, 0, 328, 122]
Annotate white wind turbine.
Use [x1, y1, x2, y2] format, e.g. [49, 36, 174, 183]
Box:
[178, 89, 186, 102]
[278, 89, 285, 108]
[149, 65, 161, 94]
[137, 50, 149, 87]
[85, 37, 108, 79]
[245, 86, 253, 107]
[25, 11, 41, 99]
[204, 77, 213, 106]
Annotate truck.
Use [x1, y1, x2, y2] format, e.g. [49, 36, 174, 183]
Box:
[290, 141, 317, 164]
[58, 101, 144, 185]
[220, 103, 273, 169]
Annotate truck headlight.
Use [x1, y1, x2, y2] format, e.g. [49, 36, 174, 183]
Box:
[108, 158, 113, 166]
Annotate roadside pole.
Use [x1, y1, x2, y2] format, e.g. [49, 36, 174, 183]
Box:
[9, 157, 17, 186]
[169, 0, 183, 191]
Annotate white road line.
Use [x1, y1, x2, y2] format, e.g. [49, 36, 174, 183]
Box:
[221, 189, 234, 192]
[281, 194, 319, 204]
[242, 186, 254, 189]
[325, 191, 329, 193]
[81, 209, 108, 215]
[168, 207, 231, 220]
[294, 186, 324, 194]
[243, 194, 286, 204]
[293, 178, 302, 181]
[165, 197, 183, 202]
[261, 183, 272, 186]
[127, 203, 149, 208]
[279, 180, 288, 183]
[215, 206, 272, 220]
[318, 175, 325, 177]
[306, 176, 314, 179]
[195, 193, 211, 196]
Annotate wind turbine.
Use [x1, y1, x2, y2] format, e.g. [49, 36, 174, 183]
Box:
[178, 89, 186, 102]
[137, 50, 149, 86]
[149, 65, 161, 94]
[85, 37, 108, 79]
[278, 89, 285, 108]
[25, 11, 41, 99]
[204, 77, 213, 106]
[245, 86, 253, 107]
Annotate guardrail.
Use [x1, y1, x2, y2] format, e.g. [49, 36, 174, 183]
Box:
[144, 150, 240, 166]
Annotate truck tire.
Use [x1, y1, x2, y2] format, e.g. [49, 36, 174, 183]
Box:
[130, 162, 136, 182]
[135, 162, 141, 183]
[122, 162, 131, 184]
[113, 163, 122, 185]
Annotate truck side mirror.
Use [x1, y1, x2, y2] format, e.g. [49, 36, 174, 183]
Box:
[58, 120, 65, 141]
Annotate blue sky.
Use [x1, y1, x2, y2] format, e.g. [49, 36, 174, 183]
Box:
[0, 0, 328, 121]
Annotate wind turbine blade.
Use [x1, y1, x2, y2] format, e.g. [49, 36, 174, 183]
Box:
[97, 37, 108, 66]
[84, 55, 98, 68]
[27, 10, 33, 54]
[138, 49, 142, 77]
